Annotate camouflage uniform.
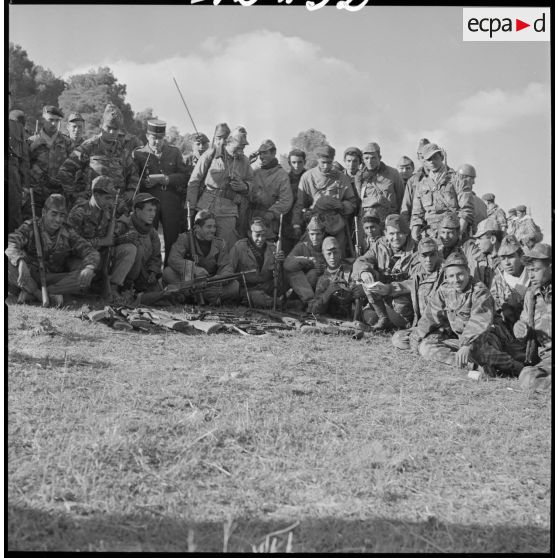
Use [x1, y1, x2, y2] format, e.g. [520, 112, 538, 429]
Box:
[486, 204, 508, 232]
[284, 237, 326, 303]
[8, 117, 30, 232]
[162, 232, 237, 303]
[6, 217, 100, 296]
[308, 264, 358, 319]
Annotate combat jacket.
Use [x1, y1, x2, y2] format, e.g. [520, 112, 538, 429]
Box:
[183, 152, 200, 181]
[490, 266, 530, 324]
[187, 148, 254, 217]
[220, 238, 276, 287]
[114, 215, 162, 277]
[167, 233, 228, 277]
[410, 166, 473, 230]
[514, 216, 543, 246]
[354, 162, 404, 222]
[58, 134, 139, 203]
[284, 239, 325, 273]
[311, 264, 356, 315]
[28, 129, 73, 187]
[400, 167, 428, 218]
[353, 235, 417, 283]
[8, 119, 30, 188]
[292, 167, 356, 227]
[487, 204, 507, 232]
[67, 198, 112, 249]
[6, 219, 100, 273]
[414, 278, 494, 347]
[133, 143, 189, 198]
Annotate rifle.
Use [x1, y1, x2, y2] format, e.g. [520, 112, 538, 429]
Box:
[29, 187, 49, 307]
[133, 150, 151, 200]
[101, 190, 120, 299]
[524, 290, 541, 366]
[273, 213, 284, 311]
[354, 215, 361, 257]
[135, 269, 257, 307]
[186, 201, 205, 306]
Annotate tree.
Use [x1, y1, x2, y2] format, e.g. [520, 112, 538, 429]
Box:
[58, 67, 136, 137]
[290, 129, 330, 169]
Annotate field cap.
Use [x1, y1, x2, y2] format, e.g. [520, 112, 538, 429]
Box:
[440, 211, 460, 229]
[508, 208, 517, 216]
[192, 132, 209, 143]
[229, 126, 249, 146]
[473, 217, 500, 238]
[307, 215, 324, 232]
[133, 193, 160, 208]
[443, 250, 469, 270]
[516, 205, 527, 212]
[258, 139, 276, 152]
[384, 213, 410, 234]
[315, 145, 335, 159]
[362, 142, 381, 154]
[68, 112, 84, 123]
[397, 156, 414, 167]
[214, 123, 230, 139]
[44, 194, 67, 213]
[421, 143, 443, 160]
[42, 105, 63, 118]
[481, 193, 495, 202]
[343, 146, 362, 160]
[250, 217, 267, 232]
[417, 138, 430, 152]
[147, 119, 166, 137]
[418, 237, 439, 254]
[498, 235, 521, 257]
[522, 243, 552, 261]
[91, 176, 117, 195]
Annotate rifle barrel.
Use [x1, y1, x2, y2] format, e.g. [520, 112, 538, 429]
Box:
[29, 188, 49, 307]
[172, 76, 199, 134]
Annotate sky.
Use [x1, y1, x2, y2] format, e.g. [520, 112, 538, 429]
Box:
[8, 4, 553, 237]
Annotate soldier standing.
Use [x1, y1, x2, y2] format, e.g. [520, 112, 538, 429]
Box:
[282, 148, 307, 254]
[183, 132, 210, 179]
[456, 164, 487, 234]
[66, 112, 86, 147]
[400, 138, 430, 220]
[514, 205, 543, 248]
[481, 193, 507, 232]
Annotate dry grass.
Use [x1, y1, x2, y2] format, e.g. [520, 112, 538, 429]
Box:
[6, 299, 552, 552]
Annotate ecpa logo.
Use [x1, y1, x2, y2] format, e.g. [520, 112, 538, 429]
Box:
[463, 8, 550, 42]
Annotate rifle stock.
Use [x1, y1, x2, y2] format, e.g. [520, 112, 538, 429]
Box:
[29, 188, 49, 307]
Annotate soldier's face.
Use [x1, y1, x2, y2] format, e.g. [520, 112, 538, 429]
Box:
[475, 233, 496, 255]
[101, 124, 119, 142]
[363, 152, 381, 171]
[135, 202, 158, 225]
[344, 155, 360, 175]
[317, 156, 333, 173]
[528, 260, 552, 288]
[424, 152, 444, 172]
[438, 227, 459, 248]
[194, 140, 209, 156]
[363, 222, 382, 240]
[43, 115, 61, 134]
[251, 227, 266, 248]
[225, 142, 245, 158]
[501, 252, 523, 276]
[397, 163, 414, 180]
[147, 133, 164, 153]
[323, 244, 341, 268]
[385, 226, 407, 250]
[42, 208, 66, 233]
[289, 155, 305, 174]
[197, 219, 217, 241]
[459, 173, 475, 190]
[308, 230, 323, 248]
[258, 148, 275, 167]
[420, 250, 441, 273]
[67, 121, 84, 141]
[445, 265, 470, 291]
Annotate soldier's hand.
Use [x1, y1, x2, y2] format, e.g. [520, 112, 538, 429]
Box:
[149, 174, 165, 185]
[368, 281, 391, 297]
[274, 250, 285, 262]
[79, 267, 95, 289]
[17, 260, 32, 289]
[230, 178, 247, 193]
[411, 226, 422, 243]
[292, 225, 302, 240]
[455, 345, 472, 369]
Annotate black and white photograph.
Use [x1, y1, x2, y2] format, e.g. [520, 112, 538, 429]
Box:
[6, 2, 552, 552]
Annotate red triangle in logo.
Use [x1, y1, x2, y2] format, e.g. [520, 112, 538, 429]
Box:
[516, 19, 530, 31]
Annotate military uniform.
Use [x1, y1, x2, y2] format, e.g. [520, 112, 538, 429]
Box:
[308, 264, 358, 319]
[282, 168, 305, 254]
[8, 116, 30, 232]
[482, 194, 508, 232]
[400, 167, 428, 220]
[470, 193, 488, 234]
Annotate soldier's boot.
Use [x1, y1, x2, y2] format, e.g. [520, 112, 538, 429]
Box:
[369, 298, 393, 331]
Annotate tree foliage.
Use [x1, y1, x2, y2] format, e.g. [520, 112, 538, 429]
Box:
[290, 129, 330, 169]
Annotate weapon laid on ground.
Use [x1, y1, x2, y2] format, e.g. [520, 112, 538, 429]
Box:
[101, 190, 120, 299]
[186, 200, 205, 305]
[133, 150, 151, 201]
[29, 187, 49, 307]
[273, 213, 284, 311]
[135, 269, 258, 306]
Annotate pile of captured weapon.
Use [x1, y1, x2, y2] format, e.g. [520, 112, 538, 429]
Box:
[80, 305, 371, 339]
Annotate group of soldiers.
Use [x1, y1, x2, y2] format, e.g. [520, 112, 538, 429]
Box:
[6, 98, 552, 390]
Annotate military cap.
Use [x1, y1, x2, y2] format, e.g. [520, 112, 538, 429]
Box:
[214, 123, 230, 139]
[508, 208, 517, 216]
[307, 215, 324, 231]
[481, 193, 495, 202]
[192, 132, 209, 144]
[362, 214, 381, 226]
[384, 213, 410, 234]
[522, 243, 552, 261]
[315, 145, 335, 159]
[322, 236, 340, 250]
[516, 205, 527, 213]
[362, 206, 381, 219]
[397, 156, 414, 167]
[421, 143, 443, 160]
[258, 139, 276, 152]
[228, 126, 249, 146]
[91, 176, 117, 195]
[473, 217, 500, 238]
[146, 119, 166, 136]
[9, 109, 25, 124]
[44, 194, 67, 213]
[314, 195, 343, 213]
[443, 250, 469, 270]
[42, 105, 64, 118]
[498, 235, 522, 257]
[68, 112, 84, 123]
[362, 142, 381, 154]
[288, 148, 306, 160]
[418, 237, 439, 254]
[332, 161, 345, 172]
[194, 209, 214, 225]
[440, 211, 460, 229]
[133, 193, 160, 208]
[102, 104, 123, 129]
[343, 146, 362, 160]
[250, 217, 267, 231]
[417, 137, 430, 151]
